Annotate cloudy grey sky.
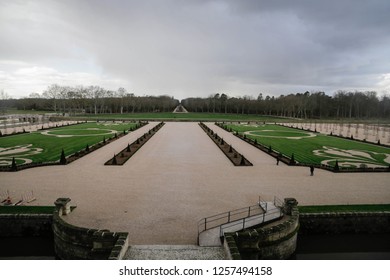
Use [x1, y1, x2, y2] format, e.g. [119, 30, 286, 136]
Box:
[1, 0, 390, 100]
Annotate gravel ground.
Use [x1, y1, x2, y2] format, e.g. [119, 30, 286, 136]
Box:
[125, 245, 227, 260]
[1, 122, 389, 245]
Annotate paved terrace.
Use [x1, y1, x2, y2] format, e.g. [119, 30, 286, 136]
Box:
[1, 122, 389, 245]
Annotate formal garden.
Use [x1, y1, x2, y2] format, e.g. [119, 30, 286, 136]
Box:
[0, 121, 144, 169]
[221, 123, 390, 170]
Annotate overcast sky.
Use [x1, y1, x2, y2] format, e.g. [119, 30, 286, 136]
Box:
[1, 0, 390, 100]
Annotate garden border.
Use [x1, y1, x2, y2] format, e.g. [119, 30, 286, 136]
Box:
[199, 122, 252, 166]
[104, 122, 165, 166]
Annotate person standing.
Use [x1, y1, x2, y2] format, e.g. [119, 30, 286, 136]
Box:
[310, 165, 314, 176]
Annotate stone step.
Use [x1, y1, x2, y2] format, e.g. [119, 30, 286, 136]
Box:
[124, 245, 228, 260]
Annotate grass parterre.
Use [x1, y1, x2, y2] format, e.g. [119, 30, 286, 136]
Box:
[0, 121, 142, 167]
[224, 123, 390, 169]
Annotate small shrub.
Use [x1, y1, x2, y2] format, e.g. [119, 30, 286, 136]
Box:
[359, 163, 368, 169]
[112, 154, 117, 165]
[85, 144, 90, 152]
[289, 153, 295, 165]
[11, 157, 17, 171]
[60, 149, 67, 165]
[334, 160, 340, 171]
[127, 144, 131, 152]
[240, 155, 246, 166]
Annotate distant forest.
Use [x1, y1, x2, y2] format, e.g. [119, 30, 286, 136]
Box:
[1, 84, 390, 119]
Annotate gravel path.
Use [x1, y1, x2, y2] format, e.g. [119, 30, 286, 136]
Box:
[124, 245, 227, 260]
[1, 122, 389, 245]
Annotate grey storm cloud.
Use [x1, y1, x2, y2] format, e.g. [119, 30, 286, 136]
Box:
[1, 0, 390, 99]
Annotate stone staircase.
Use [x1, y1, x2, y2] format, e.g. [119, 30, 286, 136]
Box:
[124, 245, 228, 260]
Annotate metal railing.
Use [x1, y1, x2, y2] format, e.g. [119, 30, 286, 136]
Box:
[219, 206, 283, 237]
[198, 203, 265, 235]
[198, 196, 285, 240]
[274, 196, 284, 208]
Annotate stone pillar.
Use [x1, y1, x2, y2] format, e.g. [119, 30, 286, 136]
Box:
[55, 198, 71, 216]
[283, 198, 298, 215]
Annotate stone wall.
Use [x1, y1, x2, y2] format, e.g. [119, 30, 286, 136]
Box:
[0, 214, 53, 237]
[299, 212, 390, 235]
[225, 198, 299, 260]
[52, 198, 129, 260]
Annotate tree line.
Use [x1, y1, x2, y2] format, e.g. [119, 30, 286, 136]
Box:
[181, 91, 390, 119]
[0, 85, 179, 114]
[1, 85, 390, 119]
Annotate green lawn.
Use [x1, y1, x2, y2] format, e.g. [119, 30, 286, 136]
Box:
[226, 124, 390, 168]
[77, 112, 287, 121]
[0, 122, 139, 166]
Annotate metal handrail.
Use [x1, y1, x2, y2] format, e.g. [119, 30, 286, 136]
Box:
[198, 203, 264, 234]
[198, 196, 285, 242]
[274, 196, 284, 208]
[219, 207, 283, 237]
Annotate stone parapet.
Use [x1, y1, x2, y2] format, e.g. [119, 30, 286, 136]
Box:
[52, 198, 129, 260]
[225, 198, 299, 260]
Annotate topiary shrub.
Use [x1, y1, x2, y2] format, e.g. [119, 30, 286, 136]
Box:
[240, 155, 246, 166]
[229, 145, 233, 153]
[334, 160, 339, 171]
[127, 144, 131, 152]
[112, 154, 117, 165]
[85, 144, 90, 152]
[60, 149, 67, 165]
[11, 157, 17, 171]
[289, 153, 295, 165]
